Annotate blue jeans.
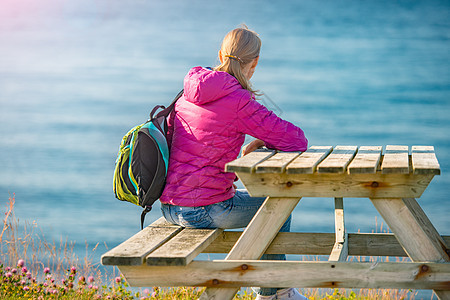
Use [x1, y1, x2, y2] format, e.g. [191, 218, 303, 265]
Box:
[161, 189, 291, 296]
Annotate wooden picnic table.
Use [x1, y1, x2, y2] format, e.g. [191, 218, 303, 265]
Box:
[102, 145, 450, 300]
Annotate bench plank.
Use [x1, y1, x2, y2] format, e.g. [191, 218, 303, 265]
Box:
[381, 145, 409, 174]
[412, 146, 441, 175]
[255, 152, 301, 173]
[146, 228, 223, 266]
[286, 146, 333, 174]
[101, 218, 182, 266]
[348, 146, 382, 174]
[225, 150, 275, 173]
[317, 146, 358, 173]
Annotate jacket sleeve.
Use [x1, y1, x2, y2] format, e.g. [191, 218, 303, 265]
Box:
[236, 95, 308, 152]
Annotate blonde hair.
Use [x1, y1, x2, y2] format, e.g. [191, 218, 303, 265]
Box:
[215, 25, 261, 94]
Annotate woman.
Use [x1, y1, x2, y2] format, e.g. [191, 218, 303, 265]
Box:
[160, 25, 308, 300]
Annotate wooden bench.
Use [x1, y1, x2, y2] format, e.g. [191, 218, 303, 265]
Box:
[101, 145, 450, 300]
[102, 217, 223, 267]
[102, 217, 450, 297]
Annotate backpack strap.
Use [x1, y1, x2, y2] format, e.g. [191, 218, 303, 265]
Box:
[154, 89, 184, 119]
[140, 206, 152, 230]
[167, 89, 184, 111]
[139, 89, 184, 230]
[150, 105, 166, 120]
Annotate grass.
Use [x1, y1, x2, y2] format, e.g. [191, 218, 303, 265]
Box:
[0, 194, 431, 299]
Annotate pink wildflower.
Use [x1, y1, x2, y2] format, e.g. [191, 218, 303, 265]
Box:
[43, 267, 50, 274]
[43, 282, 48, 287]
[143, 288, 150, 295]
[5, 272, 12, 278]
[87, 275, 94, 283]
[92, 285, 98, 290]
[88, 284, 93, 289]
[78, 276, 85, 282]
[22, 266, 28, 274]
[115, 276, 121, 283]
[23, 286, 30, 291]
[17, 259, 25, 267]
[70, 266, 77, 273]
[11, 268, 17, 274]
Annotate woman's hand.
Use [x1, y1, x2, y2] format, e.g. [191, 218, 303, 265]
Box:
[242, 139, 265, 156]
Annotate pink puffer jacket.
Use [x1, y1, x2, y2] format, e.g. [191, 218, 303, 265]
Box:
[160, 66, 307, 207]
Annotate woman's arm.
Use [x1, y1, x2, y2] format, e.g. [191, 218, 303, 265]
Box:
[237, 96, 308, 152]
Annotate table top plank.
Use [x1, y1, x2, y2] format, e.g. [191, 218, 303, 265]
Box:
[347, 146, 382, 174]
[317, 146, 358, 173]
[285, 146, 333, 174]
[256, 152, 301, 173]
[381, 145, 409, 174]
[225, 150, 275, 173]
[411, 146, 441, 175]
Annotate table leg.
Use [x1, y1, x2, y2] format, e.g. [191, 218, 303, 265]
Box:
[329, 198, 348, 262]
[200, 197, 301, 300]
[370, 197, 449, 300]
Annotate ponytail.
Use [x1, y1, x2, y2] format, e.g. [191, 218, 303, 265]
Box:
[215, 25, 261, 94]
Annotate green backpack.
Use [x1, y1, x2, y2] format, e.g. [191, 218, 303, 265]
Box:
[113, 90, 183, 229]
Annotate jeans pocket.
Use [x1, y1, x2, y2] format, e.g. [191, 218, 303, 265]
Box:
[177, 206, 212, 228]
[160, 204, 175, 224]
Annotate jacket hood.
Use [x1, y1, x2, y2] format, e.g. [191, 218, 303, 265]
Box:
[183, 66, 244, 105]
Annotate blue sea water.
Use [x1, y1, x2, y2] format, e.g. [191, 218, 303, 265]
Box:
[0, 0, 449, 295]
